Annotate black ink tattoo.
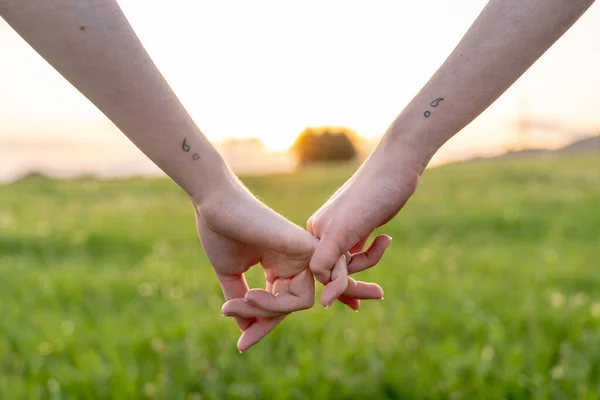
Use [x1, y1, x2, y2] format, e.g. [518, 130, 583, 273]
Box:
[424, 97, 444, 118]
[430, 97, 444, 107]
[181, 139, 200, 160]
[182, 139, 190, 152]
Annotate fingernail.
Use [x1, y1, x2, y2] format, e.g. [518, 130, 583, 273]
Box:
[380, 297, 384, 300]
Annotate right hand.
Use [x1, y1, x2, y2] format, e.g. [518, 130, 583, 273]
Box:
[306, 148, 425, 302]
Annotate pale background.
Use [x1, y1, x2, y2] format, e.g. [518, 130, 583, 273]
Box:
[1, 0, 599, 181]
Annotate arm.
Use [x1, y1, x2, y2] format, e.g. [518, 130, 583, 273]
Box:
[0, 0, 225, 203]
[0, 0, 293, 347]
[0, 0, 386, 349]
[307, 0, 595, 283]
[383, 0, 596, 163]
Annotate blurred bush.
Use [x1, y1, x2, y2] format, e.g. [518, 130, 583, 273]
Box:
[292, 126, 357, 164]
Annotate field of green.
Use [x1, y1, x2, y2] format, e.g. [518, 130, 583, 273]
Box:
[1, 154, 599, 399]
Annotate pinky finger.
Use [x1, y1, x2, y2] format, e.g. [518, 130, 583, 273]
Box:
[337, 294, 360, 311]
[238, 315, 286, 352]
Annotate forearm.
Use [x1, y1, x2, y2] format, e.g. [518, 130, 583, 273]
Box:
[380, 0, 595, 167]
[0, 0, 230, 202]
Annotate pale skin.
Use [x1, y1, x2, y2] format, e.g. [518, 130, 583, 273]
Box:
[240, 0, 597, 310]
[0, 0, 386, 352]
[228, 0, 597, 315]
[0, 0, 596, 350]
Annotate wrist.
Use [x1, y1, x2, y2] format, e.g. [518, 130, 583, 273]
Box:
[347, 120, 432, 206]
[369, 129, 429, 180]
[377, 115, 439, 172]
[186, 151, 241, 207]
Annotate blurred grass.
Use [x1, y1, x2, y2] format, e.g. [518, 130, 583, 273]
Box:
[0, 154, 599, 399]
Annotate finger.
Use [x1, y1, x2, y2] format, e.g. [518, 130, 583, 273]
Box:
[238, 315, 286, 352]
[216, 273, 254, 331]
[309, 233, 346, 285]
[307, 215, 316, 235]
[245, 291, 311, 313]
[216, 199, 317, 255]
[349, 233, 372, 254]
[337, 294, 360, 311]
[343, 277, 384, 300]
[222, 298, 284, 318]
[245, 269, 315, 313]
[320, 255, 349, 308]
[347, 234, 392, 274]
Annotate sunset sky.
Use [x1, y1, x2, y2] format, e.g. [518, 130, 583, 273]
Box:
[1, 0, 600, 178]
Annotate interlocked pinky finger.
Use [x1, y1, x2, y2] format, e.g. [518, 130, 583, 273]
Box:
[222, 298, 285, 319]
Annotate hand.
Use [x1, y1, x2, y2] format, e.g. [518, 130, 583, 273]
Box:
[307, 146, 424, 290]
[193, 179, 313, 352]
[194, 178, 384, 351]
[222, 249, 387, 343]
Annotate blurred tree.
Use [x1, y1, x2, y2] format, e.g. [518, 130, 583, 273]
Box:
[292, 126, 357, 164]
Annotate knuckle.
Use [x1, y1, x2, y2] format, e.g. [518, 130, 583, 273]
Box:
[301, 296, 315, 310]
[310, 264, 328, 274]
[313, 270, 331, 284]
[309, 259, 330, 274]
[306, 215, 316, 233]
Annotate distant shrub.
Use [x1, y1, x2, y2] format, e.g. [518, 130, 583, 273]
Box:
[17, 171, 52, 181]
[292, 127, 357, 164]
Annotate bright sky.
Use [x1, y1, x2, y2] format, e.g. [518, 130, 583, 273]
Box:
[1, 1, 600, 157]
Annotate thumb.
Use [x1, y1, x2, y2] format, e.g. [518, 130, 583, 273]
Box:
[310, 233, 352, 307]
[320, 255, 348, 308]
[309, 232, 346, 285]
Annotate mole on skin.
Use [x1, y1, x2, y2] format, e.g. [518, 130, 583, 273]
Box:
[79, 25, 86, 31]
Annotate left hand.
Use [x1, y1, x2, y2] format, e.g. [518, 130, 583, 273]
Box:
[194, 181, 316, 352]
[196, 179, 385, 351]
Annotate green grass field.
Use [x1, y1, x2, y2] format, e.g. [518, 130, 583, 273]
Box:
[1, 155, 599, 399]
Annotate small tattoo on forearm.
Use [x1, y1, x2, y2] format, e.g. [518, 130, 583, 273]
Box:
[181, 138, 200, 161]
[424, 97, 444, 118]
[182, 139, 191, 152]
[430, 97, 444, 107]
